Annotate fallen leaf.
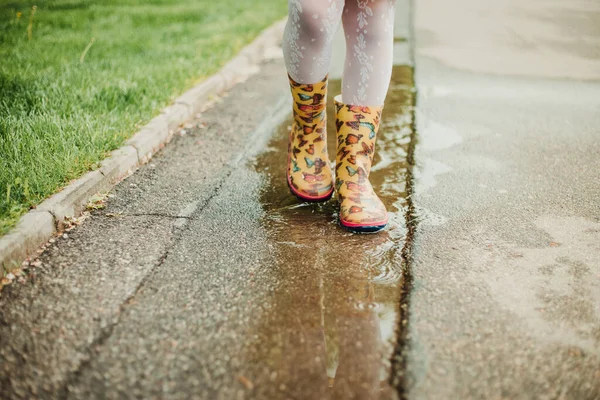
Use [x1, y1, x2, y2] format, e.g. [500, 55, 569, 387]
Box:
[86, 192, 109, 210]
[237, 375, 254, 390]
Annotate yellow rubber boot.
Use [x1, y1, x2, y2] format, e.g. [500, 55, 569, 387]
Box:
[286, 75, 333, 202]
[334, 95, 388, 233]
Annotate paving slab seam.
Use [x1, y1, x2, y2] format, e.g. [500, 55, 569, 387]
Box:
[121, 213, 194, 220]
[57, 244, 174, 398]
[390, 1, 418, 398]
[57, 90, 289, 396]
[0, 18, 287, 283]
[58, 168, 234, 397]
[390, 83, 418, 400]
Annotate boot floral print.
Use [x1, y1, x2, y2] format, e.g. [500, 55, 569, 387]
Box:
[287, 76, 334, 201]
[334, 95, 388, 231]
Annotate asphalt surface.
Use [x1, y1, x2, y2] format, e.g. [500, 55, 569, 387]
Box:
[0, 62, 291, 399]
[404, 0, 600, 398]
[0, 4, 414, 397]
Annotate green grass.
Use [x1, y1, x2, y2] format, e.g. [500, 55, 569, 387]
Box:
[0, 0, 286, 235]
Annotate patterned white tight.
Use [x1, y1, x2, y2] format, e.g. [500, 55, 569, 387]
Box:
[282, 0, 396, 106]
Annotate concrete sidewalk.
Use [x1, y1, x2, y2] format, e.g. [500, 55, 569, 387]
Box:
[0, 4, 413, 399]
[406, 0, 600, 398]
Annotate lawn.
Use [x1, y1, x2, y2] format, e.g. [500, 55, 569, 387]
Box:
[0, 0, 287, 235]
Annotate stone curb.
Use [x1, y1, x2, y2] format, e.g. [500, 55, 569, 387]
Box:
[0, 18, 287, 278]
[0, 212, 56, 276]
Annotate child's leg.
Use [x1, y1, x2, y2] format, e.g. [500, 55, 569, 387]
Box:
[284, 1, 345, 201]
[283, 0, 345, 83]
[341, 0, 397, 105]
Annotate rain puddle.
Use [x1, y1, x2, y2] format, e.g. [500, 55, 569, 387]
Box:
[247, 66, 415, 399]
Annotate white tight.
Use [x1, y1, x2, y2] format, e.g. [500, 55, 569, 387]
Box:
[283, 0, 396, 106]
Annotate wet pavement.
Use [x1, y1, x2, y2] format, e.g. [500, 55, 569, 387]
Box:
[64, 69, 413, 400]
[245, 71, 413, 398]
[2, 0, 600, 399]
[0, 5, 416, 398]
[404, 0, 600, 398]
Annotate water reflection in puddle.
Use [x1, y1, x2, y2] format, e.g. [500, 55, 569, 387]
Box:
[249, 66, 414, 399]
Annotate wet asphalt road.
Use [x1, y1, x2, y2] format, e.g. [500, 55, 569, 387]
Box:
[2, 0, 600, 399]
[405, 0, 600, 399]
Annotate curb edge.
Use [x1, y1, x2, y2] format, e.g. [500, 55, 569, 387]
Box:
[0, 18, 287, 281]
